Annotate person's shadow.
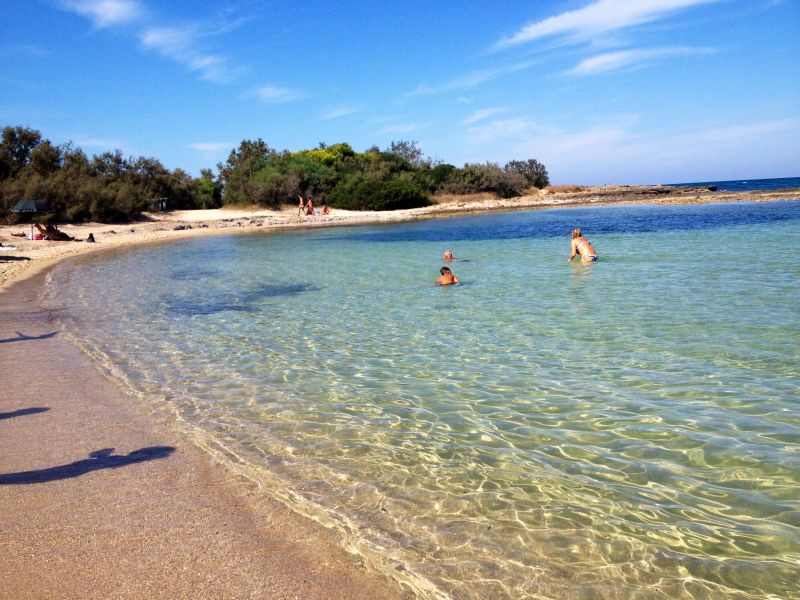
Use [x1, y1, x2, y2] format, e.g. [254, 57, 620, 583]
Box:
[0, 407, 50, 420]
[0, 446, 176, 485]
[0, 331, 59, 344]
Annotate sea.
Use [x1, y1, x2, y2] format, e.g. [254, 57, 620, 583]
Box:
[43, 188, 800, 599]
[665, 176, 800, 192]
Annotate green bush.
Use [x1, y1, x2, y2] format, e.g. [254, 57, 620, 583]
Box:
[328, 176, 431, 211]
[439, 162, 527, 198]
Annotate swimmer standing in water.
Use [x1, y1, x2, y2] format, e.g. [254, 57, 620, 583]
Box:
[436, 266, 460, 285]
[568, 228, 598, 263]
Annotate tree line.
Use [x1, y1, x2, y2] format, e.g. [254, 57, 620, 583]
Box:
[1, 125, 549, 223]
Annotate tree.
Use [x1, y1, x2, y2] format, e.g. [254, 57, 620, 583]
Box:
[1, 125, 43, 178]
[327, 175, 430, 211]
[29, 141, 63, 176]
[217, 138, 277, 204]
[195, 168, 222, 209]
[503, 159, 550, 189]
[386, 140, 423, 166]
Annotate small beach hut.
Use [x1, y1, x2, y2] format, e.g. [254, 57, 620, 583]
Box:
[10, 199, 50, 239]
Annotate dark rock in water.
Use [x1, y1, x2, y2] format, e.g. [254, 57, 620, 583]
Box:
[173, 224, 193, 231]
[707, 186, 718, 191]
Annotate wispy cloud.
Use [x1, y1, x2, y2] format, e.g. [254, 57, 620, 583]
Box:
[462, 107, 508, 125]
[72, 135, 127, 150]
[566, 46, 714, 75]
[139, 24, 243, 83]
[59, 2, 248, 84]
[682, 117, 800, 145]
[465, 117, 543, 144]
[321, 106, 361, 120]
[407, 61, 537, 96]
[374, 122, 419, 135]
[456, 114, 800, 183]
[187, 142, 234, 153]
[60, 0, 143, 28]
[0, 44, 49, 58]
[494, 0, 720, 49]
[244, 85, 303, 104]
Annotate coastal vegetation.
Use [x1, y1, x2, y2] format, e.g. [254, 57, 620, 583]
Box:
[0, 125, 549, 223]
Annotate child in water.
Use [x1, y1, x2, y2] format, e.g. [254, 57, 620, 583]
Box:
[436, 266, 460, 285]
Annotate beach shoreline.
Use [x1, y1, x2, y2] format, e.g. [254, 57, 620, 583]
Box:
[1, 186, 798, 598]
[3, 185, 798, 292]
[0, 265, 417, 599]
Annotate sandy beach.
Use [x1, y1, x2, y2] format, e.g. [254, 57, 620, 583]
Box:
[1, 185, 798, 599]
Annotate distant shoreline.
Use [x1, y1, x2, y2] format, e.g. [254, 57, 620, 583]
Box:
[2, 184, 799, 291]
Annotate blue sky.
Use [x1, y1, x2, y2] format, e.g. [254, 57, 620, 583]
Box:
[2, 0, 799, 184]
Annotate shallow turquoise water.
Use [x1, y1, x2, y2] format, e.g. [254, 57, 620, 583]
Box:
[48, 202, 800, 599]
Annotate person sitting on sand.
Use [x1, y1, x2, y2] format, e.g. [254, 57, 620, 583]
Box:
[305, 197, 315, 216]
[568, 228, 598, 263]
[321, 201, 330, 216]
[436, 266, 460, 286]
[36, 223, 75, 242]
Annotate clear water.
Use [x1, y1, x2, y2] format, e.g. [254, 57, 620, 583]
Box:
[47, 201, 800, 599]
[666, 176, 800, 192]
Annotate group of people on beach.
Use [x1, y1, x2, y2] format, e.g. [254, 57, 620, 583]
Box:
[436, 228, 598, 286]
[297, 195, 329, 218]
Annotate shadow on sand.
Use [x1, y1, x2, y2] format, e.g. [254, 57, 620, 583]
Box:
[0, 446, 176, 485]
[0, 255, 31, 262]
[0, 331, 59, 344]
[0, 407, 50, 420]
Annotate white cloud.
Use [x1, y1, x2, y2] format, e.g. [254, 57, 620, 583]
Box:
[465, 117, 543, 144]
[188, 142, 234, 153]
[462, 107, 508, 125]
[0, 44, 49, 58]
[680, 118, 800, 145]
[407, 61, 537, 96]
[139, 25, 241, 84]
[374, 123, 418, 135]
[566, 46, 714, 75]
[73, 135, 126, 149]
[494, 0, 719, 49]
[245, 85, 303, 104]
[60, 0, 143, 28]
[60, 1, 247, 84]
[321, 106, 360, 120]
[456, 115, 800, 184]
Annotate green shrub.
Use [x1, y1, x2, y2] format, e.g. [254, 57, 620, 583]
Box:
[328, 176, 430, 211]
[440, 162, 527, 198]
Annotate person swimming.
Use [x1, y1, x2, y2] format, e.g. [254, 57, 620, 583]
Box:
[443, 249, 463, 262]
[568, 228, 598, 263]
[436, 266, 460, 285]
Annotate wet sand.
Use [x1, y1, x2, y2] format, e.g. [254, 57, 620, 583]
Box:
[0, 272, 414, 599]
[1, 186, 798, 598]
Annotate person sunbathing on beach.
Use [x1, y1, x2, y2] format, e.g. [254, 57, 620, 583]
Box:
[321, 201, 330, 215]
[36, 223, 75, 242]
[568, 228, 598, 263]
[436, 266, 460, 285]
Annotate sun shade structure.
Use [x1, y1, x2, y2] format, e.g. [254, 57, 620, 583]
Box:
[11, 199, 51, 238]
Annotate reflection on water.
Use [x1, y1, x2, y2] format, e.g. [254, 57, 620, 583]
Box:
[46, 202, 800, 599]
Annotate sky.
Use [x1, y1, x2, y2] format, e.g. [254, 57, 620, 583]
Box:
[1, 0, 799, 185]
